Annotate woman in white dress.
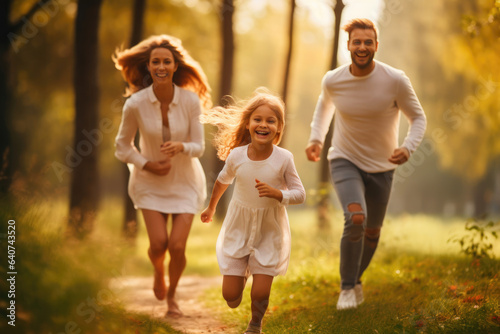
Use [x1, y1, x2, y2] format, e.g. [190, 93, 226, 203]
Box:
[113, 35, 211, 317]
[200, 88, 305, 334]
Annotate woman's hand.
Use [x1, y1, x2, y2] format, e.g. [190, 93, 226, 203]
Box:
[161, 141, 184, 157]
[201, 207, 215, 223]
[255, 179, 283, 202]
[143, 160, 171, 176]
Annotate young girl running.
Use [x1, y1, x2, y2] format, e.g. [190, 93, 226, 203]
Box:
[200, 88, 305, 334]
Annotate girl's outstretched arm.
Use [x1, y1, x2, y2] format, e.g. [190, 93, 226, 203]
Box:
[201, 180, 230, 223]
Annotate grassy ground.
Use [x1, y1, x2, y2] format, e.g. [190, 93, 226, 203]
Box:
[1, 198, 499, 333]
[204, 209, 500, 333]
[0, 198, 185, 334]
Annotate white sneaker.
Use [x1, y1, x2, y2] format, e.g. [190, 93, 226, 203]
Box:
[336, 288, 358, 310]
[354, 284, 364, 305]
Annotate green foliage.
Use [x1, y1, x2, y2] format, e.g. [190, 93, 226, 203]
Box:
[449, 219, 499, 259]
[432, 0, 500, 181]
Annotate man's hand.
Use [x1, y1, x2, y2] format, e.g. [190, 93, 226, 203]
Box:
[388, 147, 410, 165]
[143, 160, 171, 175]
[305, 142, 322, 162]
[255, 179, 283, 202]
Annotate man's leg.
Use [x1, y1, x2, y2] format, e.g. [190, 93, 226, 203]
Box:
[357, 170, 394, 282]
[330, 159, 367, 291]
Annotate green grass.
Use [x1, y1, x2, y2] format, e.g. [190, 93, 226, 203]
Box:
[0, 197, 184, 334]
[204, 209, 500, 333]
[2, 198, 499, 333]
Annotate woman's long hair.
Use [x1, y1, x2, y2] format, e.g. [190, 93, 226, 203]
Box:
[201, 88, 285, 161]
[113, 35, 212, 109]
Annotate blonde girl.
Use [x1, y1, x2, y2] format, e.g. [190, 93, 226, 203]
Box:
[201, 88, 305, 334]
[114, 35, 211, 317]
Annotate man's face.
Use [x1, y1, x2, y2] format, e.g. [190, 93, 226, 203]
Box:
[347, 28, 378, 70]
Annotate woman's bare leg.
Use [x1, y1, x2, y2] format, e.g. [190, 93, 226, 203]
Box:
[166, 213, 193, 316]
[142, 209, 169, 300]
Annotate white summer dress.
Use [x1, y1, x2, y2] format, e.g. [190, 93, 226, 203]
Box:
[115, 85, 207, 214]
[216, 144, 305, 277]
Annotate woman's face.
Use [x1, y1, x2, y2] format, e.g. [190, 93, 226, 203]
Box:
[147, 47, 178, 85]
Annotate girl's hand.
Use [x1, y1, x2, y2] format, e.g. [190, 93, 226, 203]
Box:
[143, 160, 171, 176]
[161, 141, 184, 157]
[255, 179, 283, 202]
[201, 207, 215, 223]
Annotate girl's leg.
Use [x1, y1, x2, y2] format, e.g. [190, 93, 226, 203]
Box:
[166, 213, 194, 316]
[248, 274, 273, 329]
[222, 275, 247, 308]
[142, 209, 169, 300]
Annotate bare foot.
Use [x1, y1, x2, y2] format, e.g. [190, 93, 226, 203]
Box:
[166, 297, 183, 318]
[148, 249, 166, 300]
[153, 272, 167, 301]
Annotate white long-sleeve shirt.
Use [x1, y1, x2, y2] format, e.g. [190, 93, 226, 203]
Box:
[115, 84, 206, 214]
[308, 60, 427, 173]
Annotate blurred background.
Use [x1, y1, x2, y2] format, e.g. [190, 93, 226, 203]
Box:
[2, 0, 500, 233]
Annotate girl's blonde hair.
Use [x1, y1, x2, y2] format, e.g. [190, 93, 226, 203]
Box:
[112, 35, 212, 109]
[201, 88, 285, 161]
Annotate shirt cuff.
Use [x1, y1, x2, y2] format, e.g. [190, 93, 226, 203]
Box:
[132, 154, 148, 170]
[280, 190, 290, 206]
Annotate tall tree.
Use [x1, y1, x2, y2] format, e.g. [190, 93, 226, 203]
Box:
[69, 0, 103, 237]
[122, 0, 147, 241]
[213, 0, 235, 220]
[317, 0, 344, 230]
[0, 0, 52, 197]
[280, 0, 296, 147]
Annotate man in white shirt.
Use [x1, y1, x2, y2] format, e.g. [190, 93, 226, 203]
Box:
[306, 18, 426, 310]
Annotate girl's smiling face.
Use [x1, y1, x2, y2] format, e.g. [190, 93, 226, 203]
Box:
[246, 104, 281, 146]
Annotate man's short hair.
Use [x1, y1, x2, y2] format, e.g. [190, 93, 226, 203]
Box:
[343, 18, 378, 41]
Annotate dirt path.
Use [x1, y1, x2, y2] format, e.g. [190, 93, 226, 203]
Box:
[110, 275, 238, 334]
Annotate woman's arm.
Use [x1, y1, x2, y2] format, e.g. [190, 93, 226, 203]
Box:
[114, 99, 148, 169]
[161, 96, 205, 158]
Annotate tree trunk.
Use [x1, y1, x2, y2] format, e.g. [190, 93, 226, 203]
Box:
[219, 0, 234, 105]
[317, 0, 344, 230]
[472, 161, 495, 219]
[213, 0, 235, 220]
[69, 0, 103, 238]
[1, 0, 53, 198]
[122, 0, 147, 241]
[0, 1, 12, 197]
[280, 0, 296, 148]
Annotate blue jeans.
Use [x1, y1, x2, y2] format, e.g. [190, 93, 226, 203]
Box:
[330, 158, 394, 290]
